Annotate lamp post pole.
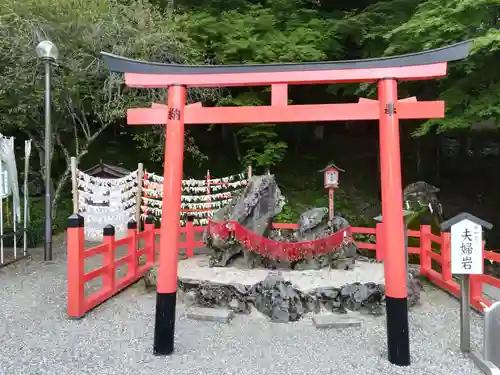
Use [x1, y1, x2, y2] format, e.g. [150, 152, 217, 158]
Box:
[36, 41, 58, 262]
[43, 59, 52, 261]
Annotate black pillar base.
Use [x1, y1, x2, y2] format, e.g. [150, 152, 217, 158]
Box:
[153, 292, 177, 356]
[386, 296, 410, 366]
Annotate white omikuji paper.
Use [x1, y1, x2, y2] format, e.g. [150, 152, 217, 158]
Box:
[77, 168, 138, 241]
[450, 218, 483, 275]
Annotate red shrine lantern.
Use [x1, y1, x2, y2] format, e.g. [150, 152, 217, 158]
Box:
[324, 167, 339, 188]
[321, 163, 343, 189]
[320, 163, 344, 220]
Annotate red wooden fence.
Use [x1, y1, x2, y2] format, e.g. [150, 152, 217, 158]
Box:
[351, 224, 493, 311]
[66, 216, 499, 318]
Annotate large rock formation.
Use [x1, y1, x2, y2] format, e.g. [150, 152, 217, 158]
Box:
[176, 270, 422, 323]
[204, 174, 285, 267]
[403, 181, 443, 219]
[290, 208, 357, 270]
[204, 175, 358, 270]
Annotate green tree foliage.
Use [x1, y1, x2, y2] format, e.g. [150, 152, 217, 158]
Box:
[172, 1, 339, 168]
[1, 0, 499, 225]
[343, 0, 500, 135]
[384, 0, 500, 135]
[0, 0, 209, 213]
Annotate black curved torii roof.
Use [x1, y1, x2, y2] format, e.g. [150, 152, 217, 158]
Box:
[101, 40, 472, 75]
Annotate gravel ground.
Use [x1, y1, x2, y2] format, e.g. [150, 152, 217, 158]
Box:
[0, 248, 486, 375]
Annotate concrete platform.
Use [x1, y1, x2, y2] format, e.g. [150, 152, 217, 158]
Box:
[312, 314, 363, 329]
[178, 255, 385, 291]
[186, 307, 234, 323]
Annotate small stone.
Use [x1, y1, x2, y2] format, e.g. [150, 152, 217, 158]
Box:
[229, 298, 239, 309]
[332, 258, 355, 270]
[312, 314, 363, 329]
[186, 307, 234, 323]
[230, 283, 248, 295]
[315, 287, 339, 300]
[143, 265, 158, 289]
[184, 290, 197, 306]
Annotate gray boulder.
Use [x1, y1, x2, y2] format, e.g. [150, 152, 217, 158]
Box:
[204, 174, 285, 267]
[292, 209, 358, 270]
[171, 271, 422, 322]
[403, 181, 443, 217]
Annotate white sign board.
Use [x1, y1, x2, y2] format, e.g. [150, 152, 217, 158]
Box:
[324, 170, 338, 187]
[451, 219, 483, 274]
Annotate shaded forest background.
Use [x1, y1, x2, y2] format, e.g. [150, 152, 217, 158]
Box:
[0, 0, 499, 246]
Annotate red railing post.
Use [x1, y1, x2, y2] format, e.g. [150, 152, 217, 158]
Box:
[185, 221, 195, 258]
[375, 223, 384, 261]
[144, 216, 156, 265]
[102, 225, 116, 293]
[419, 225, 431, 277]
[470, 275, 483, 305]
[345, 226, 352, 241]
[441, 231, 452, 282]
[128, 219, 138, 277]
[67, 214, 85, 318]
[470, 240, 486, 305]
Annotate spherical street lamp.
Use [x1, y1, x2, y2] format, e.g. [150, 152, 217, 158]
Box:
[36, 40, 58, 261]
[35, 40, 59, 61]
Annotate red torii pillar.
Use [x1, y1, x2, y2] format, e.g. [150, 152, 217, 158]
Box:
[377, 78, 408, 361]
[101, 40, 472, 367]
[153, 84, 186, 357]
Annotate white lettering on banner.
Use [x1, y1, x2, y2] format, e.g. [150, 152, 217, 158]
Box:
[450, 219, 483, 275]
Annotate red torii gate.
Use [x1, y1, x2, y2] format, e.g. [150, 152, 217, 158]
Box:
[102, 40, 472, 367]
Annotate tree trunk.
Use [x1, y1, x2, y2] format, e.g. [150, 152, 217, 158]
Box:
[232, 131, 242, 162]
[51, 167, 71, 218]
[313, 125, 324, 140]
[37, 149, 45, 179]
[435, 135, 441, 181]
[416, 140, 422, 175]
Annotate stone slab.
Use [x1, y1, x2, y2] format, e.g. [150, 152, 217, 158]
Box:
[470, 351, 500, 375]
[484, 284, 500, 303]
[186, 307, 234, 323]
[312, 314, 363, 329]
[178, 255, 385, 291]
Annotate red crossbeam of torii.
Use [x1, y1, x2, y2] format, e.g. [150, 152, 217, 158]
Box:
[127, 94, 443, 125]
[101, 40, 473, 366]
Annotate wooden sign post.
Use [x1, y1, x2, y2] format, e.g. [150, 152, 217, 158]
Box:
[440, 213, 493, 353]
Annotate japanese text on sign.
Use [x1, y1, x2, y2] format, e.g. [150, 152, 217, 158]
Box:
[450, 219, 483, 274]
[324, 171, 338, 187]
[460, 229, 473, 270]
